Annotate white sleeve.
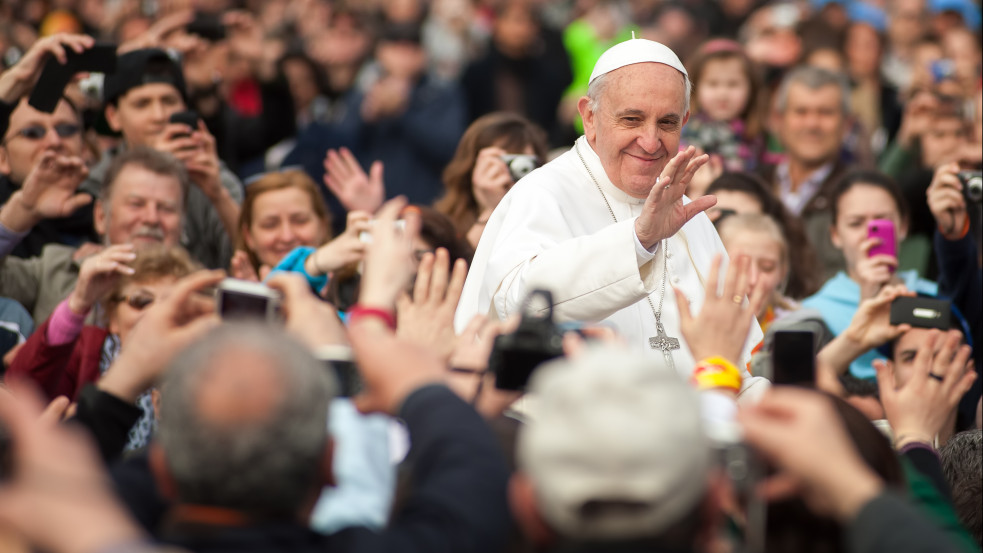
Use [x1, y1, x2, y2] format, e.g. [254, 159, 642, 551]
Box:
[493, 219, 662, 323]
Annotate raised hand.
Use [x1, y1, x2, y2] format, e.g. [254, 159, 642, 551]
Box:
[875, 329, 976, 448]
[927, 162, 969, 240]
[266, 272, 348, 350]
[323, 147, 385, 214]
[0, 152, 91, 233]
[471, 146, 513, 215]
[67, 245, 137, 314]
[841, 284, 913, 350]
[855, 238, 897, 300]
[357, 198, 421, 310]
[675, 253, 767, 365]
[229, 250, 262, 282]
[117, 10, 193, 54]
[100, 269, 224, 402]
[635, 146, 715, 249]
[738, 388, 884, 522]
[396, 248, 468, 362]
[0, 33, 95, 103]
[305, 210, 371, 276]
[0, 381, 147, 553]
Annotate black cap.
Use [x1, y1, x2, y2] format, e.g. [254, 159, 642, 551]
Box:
[102, 49, 188, 105]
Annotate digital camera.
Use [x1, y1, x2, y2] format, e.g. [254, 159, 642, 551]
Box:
[501, 154, 540, 183]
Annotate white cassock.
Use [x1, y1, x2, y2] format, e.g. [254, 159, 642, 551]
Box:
[455, 136, 768, 398]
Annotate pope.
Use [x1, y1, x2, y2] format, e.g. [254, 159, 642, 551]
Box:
[455, 38, 767, 397]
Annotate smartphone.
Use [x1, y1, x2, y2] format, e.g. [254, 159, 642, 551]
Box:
[889, 296, 951, 330]
[169, 110, 200, 140]
[186, 13, 227, 41]
[770, 330, 816, 386]
[866, 219, 897, 266]
[28, 43, 118, 113]
[315, 345, 362, 397]
[215, 278, 282, 322]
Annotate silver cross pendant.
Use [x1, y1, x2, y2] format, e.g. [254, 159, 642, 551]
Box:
[648, 321, 680, 353]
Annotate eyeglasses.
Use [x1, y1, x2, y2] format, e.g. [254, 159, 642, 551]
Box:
[3, 123, 81, 144]
[111, 292, 157, 311]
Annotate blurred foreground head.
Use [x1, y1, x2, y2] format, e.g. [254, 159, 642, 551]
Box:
[154, 323, 337, 521]
[512, 347, 720, 548]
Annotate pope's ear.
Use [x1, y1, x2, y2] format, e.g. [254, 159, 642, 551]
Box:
[578, 96, 595, 141]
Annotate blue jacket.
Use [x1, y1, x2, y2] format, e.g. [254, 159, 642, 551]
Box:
[802, 270, 938, 378]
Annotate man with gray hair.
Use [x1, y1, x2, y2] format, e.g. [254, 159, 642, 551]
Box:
[144, 321, 512, 553]
[456, 38, 766, 395]
[0, 146, 189, 322]
[758, 65, 854, 279]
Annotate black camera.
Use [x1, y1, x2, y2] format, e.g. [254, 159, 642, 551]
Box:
[958, 171, 982, 203]
[501, 154, 540, 183]
[488, 289, 564, 391]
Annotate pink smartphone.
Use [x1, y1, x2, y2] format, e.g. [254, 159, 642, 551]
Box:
[867, 219, 897, 265]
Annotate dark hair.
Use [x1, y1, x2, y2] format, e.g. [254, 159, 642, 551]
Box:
[940, 430, 982, 546]
[101, 146, 190, 205]
[277, 50, 329, 98]
[765, 393, 904, 553]
[417, 206, 475, 265]
[706, 172, 822, 298]
[686, 41, 766, 138]
[829, 169, 908, 225]
[435, 112, 548, 237]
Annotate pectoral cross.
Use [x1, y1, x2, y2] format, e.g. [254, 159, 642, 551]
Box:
[649, 320, 679, 371]
[648, 321, 680, 352]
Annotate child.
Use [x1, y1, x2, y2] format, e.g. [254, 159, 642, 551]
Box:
[682, 39, 766, 172]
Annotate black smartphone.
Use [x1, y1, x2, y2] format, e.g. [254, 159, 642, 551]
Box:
[186, 13, 227, 41]
[168, 110, 200, 140]
[890, 296, 951, 330]
[28, 42, 118, 113]
[771, 330, 816, 386]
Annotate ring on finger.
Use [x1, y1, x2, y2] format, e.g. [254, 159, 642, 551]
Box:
[928, 372, 944, 382]
[732, 295, 743, 304]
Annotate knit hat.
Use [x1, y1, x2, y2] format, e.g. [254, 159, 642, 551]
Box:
[102, 48, 188, 106]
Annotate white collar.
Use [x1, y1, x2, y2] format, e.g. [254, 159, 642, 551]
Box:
[575, 136, 647, 207]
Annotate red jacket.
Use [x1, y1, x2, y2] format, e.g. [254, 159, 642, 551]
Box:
[6, 317, 108, 401]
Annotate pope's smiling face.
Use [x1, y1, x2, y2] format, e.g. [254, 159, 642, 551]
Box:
[579, 62, 689, 199]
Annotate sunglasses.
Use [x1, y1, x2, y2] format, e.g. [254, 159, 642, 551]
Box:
[111, 292, 157, 311]
[4, 123, 81, 144]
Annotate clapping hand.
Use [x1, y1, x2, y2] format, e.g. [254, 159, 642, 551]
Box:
[396, 248, 467, 362]
[635, 146, 715, 249]
[323, 148, 385, 214]
[875, 329, 976, 448]
[676, 253, 768, 365]
[0, 34, 95, 103]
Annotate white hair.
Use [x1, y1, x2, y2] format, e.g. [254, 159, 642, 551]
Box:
[586, 67, 691, 115]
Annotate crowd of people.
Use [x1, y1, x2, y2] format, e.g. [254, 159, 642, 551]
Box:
[0, 0, 980, 552]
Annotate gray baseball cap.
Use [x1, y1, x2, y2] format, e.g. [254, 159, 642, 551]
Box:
[517, 346, 712, 541]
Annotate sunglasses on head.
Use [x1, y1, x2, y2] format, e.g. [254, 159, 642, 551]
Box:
[5, 123, 81, 143]
[111, 292, 157, 311]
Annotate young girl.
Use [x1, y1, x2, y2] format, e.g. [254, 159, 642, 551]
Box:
[682, 39, 766, 172]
